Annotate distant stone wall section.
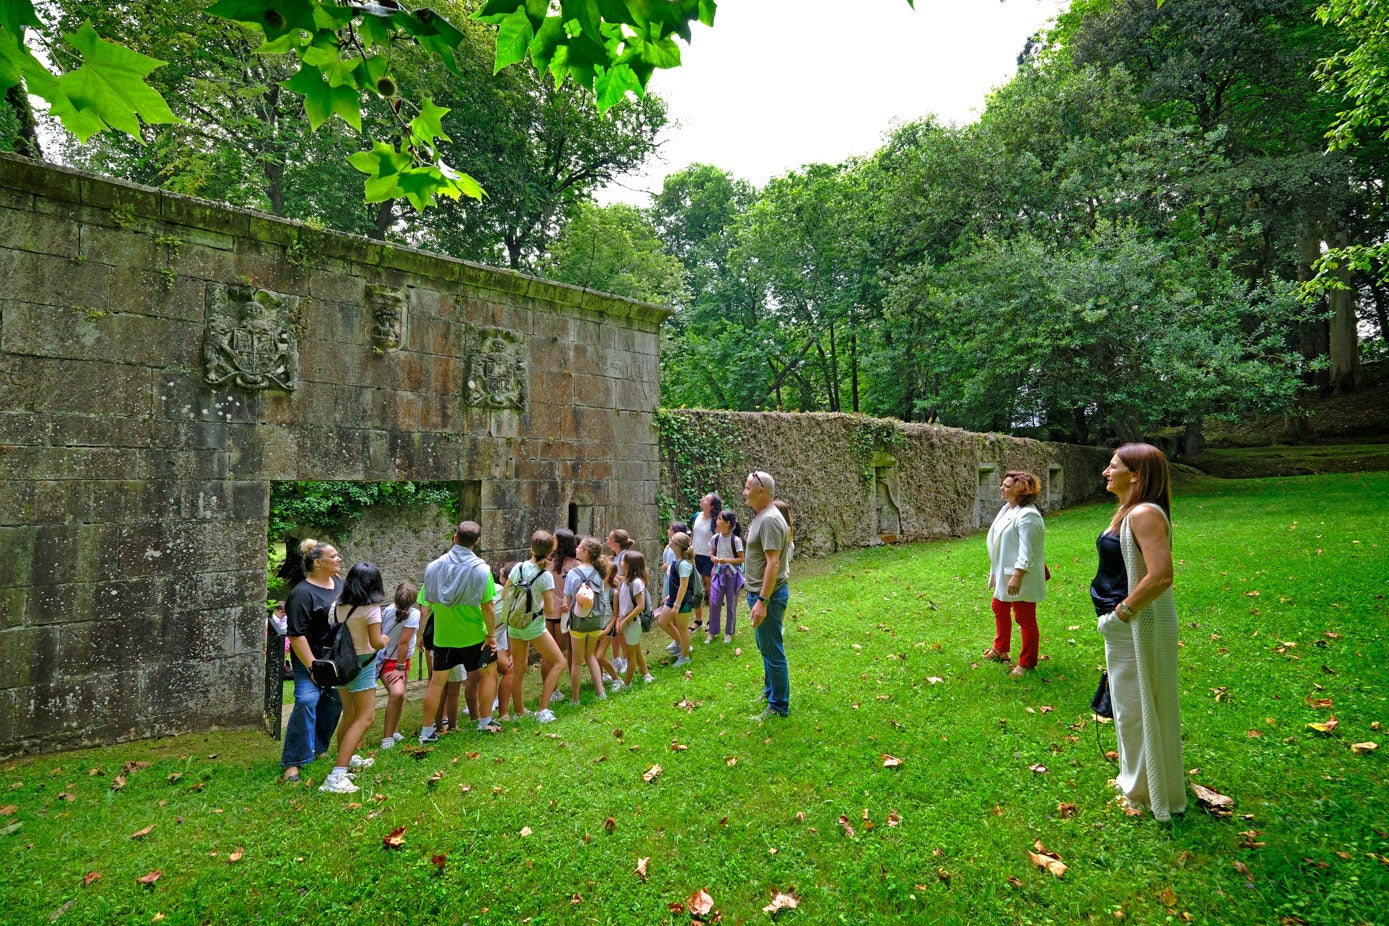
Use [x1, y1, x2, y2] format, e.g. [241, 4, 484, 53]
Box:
[659, 411, 1110, 557]
[0, 154, 668, 756]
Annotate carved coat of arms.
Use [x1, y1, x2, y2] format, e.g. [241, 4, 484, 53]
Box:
[203, 284, 299, 391]
[367, 284, 408, 354]
[464, 326, 526, 410]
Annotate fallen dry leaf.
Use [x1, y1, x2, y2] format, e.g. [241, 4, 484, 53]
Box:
[670, 741, 688, 752]
[427, 770, 445, 785]
[1028, 841, 1067, 878]
[137, 870, 162, 885]
[1006, 875, 1023, 888]
[726, 756, 738, 767]
[111, 774, 127, 792]
[635, 857, 649, 881]
[227, 847, 244, 863]
[927, 676, 944, 685]
[430, 853, 446, 873]
[668, 901, 686, 915]
[1307, 716, 1339, 735]
[643, 765, 663, 784]
[734, 647, 743, 655]
[1057, 802, 1077, 819]
[604, 817, 616, 833]
[763, 887, 800, 914]
[612, 728, 623, 739]
[1158, 887, 1177, 906]
[129, 825, 155, 840]
[1233, 860, 1252, 879]
[882, 754, 903, 768]
[1211, 687, 1229, 702]
[382, 826, 406, 850]
[1351, 742, 1378, 755]
[1305, 696, 1334, 709]
[687, 887, 715, 916]
[0, 805, 14, 816]
[1239, 829, 1266, 849]
[570, 893, 582, 906]
[82, 871, 101, 886]
[936, 868, 952, 884]
[837, 815, 856, 838]
[1191, 784, 1234, 816]
[1029, 764, 1048, 775]
[1040, 706, 1055, 714]
[887, 810, 902, 827]
[519, 826, 533, 837]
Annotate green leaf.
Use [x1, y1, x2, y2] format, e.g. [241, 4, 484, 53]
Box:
[280, 61, 361, 131]
[494, 7, 534, 72]
[561, 0, 604, 42]
[206, 0, 318, 40]
[0, 0, 42, 38]
[528, 16, 567, 74]
[594, 62, 640, 111]
[409, 97, 452, 150]
[54, 21, 179, 141]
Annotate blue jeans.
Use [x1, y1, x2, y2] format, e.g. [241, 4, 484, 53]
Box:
[281, 660, 342, 769]
[749, 584, 790, 716]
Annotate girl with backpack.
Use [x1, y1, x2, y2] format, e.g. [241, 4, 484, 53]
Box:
[564, 537, 613, 704]
[502, 531, 565, 723]
[613, 550, 655, 686]
[708, 510, 746, 644]
[658, 532, 698, 668]
[320, 563, 389, 795]
[605, 529, 635, 678]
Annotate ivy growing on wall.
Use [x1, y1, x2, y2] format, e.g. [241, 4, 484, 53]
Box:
[269, 481, 459, 541]
[653, 410, 745, 525]
[847, 416, 910, 485]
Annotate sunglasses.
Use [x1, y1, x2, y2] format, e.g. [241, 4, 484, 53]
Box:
[748, 472, 767, 489]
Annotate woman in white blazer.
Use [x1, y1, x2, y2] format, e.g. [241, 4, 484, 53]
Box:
[984, 471, 1046, 677]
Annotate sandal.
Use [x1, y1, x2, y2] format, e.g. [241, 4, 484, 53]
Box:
[1009, 665, 1032, 678]
[282, 770, 301, 784]
[982, 647, 1009, 662]
[477, 721, 502, 734]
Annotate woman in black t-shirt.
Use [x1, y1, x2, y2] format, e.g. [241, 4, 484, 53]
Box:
[281, 540, 343, 783]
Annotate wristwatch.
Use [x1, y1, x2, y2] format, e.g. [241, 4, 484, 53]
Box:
[1116, 601, 1133, 622]
[757, 595, 768, 603]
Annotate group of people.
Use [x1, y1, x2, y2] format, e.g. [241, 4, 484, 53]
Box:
[984, 443, 1184, 821]
[277, 470, 795, 797]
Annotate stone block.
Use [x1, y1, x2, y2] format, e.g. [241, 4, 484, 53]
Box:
[573, 372, 614, 409]
[0, 525, 35, 588]
[162, 193, 252, 238]
[80, 174, 162, 223]
[0, 155, 81, 201]
[0, 206, 80, 259]
[50, 414, 155, 450]
[307, 265, 366, 305]
[0, 586, 25, 631]
[172, 239, 237, 283]
[6, 356, 153, 417]
[27, 581, 94, 625]
[0, 410, 50, 446]
[1, 299, 196, 367]
[160, 604, 240, 660]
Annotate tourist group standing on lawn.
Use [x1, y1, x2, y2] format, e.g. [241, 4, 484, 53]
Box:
[278, 470, 794, 796]
[280, 446, 1182, 820]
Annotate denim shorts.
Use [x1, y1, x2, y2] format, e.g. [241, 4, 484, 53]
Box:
[347, 654, 378, 693]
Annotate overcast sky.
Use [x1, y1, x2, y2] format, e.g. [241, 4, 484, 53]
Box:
[599, 0, 1069, 205]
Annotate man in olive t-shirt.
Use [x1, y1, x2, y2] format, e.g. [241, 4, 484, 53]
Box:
[743, 471, 790, 719]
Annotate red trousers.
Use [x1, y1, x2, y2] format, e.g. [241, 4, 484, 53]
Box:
[991, 598, 1039, 669]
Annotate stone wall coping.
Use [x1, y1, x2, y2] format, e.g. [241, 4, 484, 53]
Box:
[0, 152, 674, 326]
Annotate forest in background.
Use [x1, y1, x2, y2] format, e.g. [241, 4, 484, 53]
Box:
[5, 0, 1386, 449]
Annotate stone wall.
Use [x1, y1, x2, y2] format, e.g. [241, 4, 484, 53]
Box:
[659, 411, 1111, 557]
[0, 154, 668, 756]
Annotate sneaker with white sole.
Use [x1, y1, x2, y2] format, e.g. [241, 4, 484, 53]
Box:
[380, 737, 396, 750]
[723, 634, 733, 644]
[643, 674, 656, 684]
[613, 657, 627, 675]
[672, 655, 690, 668]
[348, 754, 374, 769]
[536, 708, 557, 723]
[319, 773, 359, 794]
[666, 641, 681, 654]
[419, 729, 441, 745]
[609, 678, 625, 693]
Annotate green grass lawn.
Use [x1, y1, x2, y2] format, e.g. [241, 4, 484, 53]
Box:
[4, 474, 1387, 925]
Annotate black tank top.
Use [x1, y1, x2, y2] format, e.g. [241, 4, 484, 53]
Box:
[1090, 532, 1128, 616]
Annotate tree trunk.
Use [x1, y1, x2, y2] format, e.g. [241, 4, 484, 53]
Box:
[1180, 418, 1204, 459]
[1296, 220, 1330, 388]
[1327, 230, 1363, 393]
[1371, 281, 1389, 349]
[370, 200, 395, 241]
[5, 83, 42, 160]
[849, 329, 860, 413]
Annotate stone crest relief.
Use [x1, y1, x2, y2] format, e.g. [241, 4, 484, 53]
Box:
[367, 283, 408, 354]
[203, 283, 299, 391]
[463, 326, 526, 411]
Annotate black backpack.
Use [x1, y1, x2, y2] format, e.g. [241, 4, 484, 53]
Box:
[310, 604, 363, 688]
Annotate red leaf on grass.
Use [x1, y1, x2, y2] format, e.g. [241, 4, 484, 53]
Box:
[137, 870, 162, 884]
[382, 826, 406, 849]
[1057, 802, 1077, 819]
[604, 816, 616, 833]
[431, 853, 446, 872]
[1307, 716, 1339, 735]
[837, 815, 856, 838]
[82, 871, 101, 886]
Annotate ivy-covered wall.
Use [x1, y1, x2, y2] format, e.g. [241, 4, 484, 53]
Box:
[656, 410, 1110, 557]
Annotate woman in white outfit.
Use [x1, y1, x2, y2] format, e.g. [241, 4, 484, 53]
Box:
[983, 471, 1046, 677]
[1092, 443, 1185, 821]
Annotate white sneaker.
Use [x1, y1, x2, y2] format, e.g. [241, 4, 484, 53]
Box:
[536, 708, 557, 723]
[348, 754, 374, 770]
[609, 678, 625, 692]
[602, 673, 615, 683]
[723, 634, 733, 644]
[319, 773, 359, 794]
[643, 674, 656, 684]
[672, 655, 690, 668]
[380, 737, 396, 750]
[596, 692, 607, 700]
[666, 641, 681, 654]
[613, 657, 627, 675]
[499, 714, 513, 722]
